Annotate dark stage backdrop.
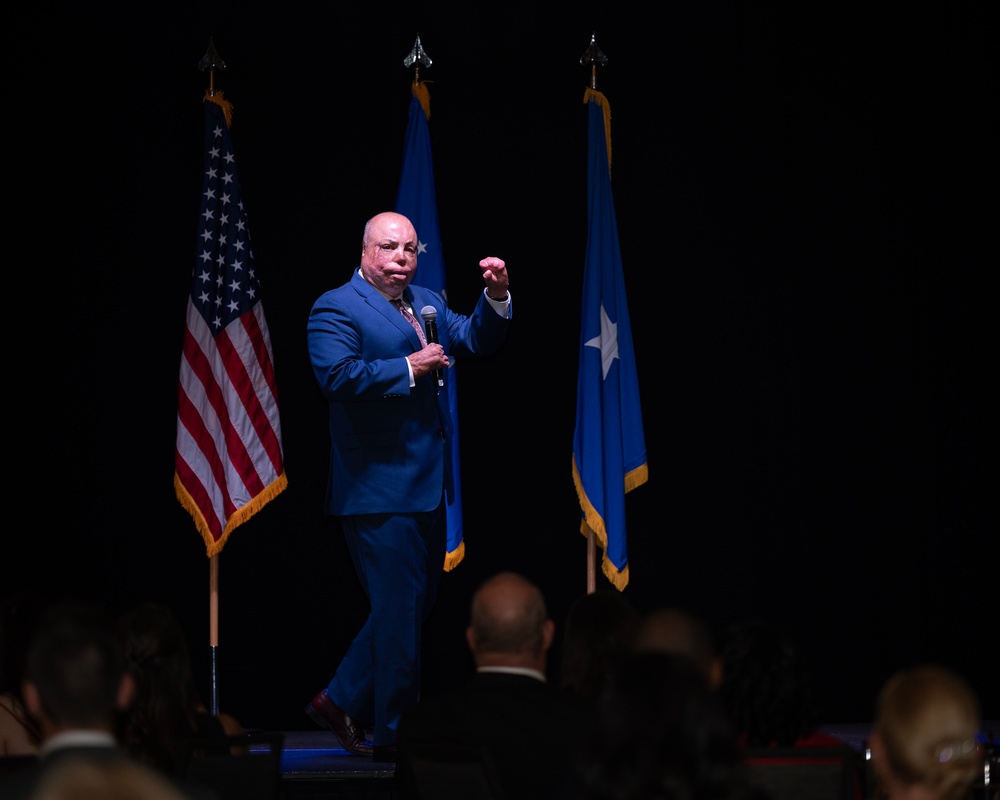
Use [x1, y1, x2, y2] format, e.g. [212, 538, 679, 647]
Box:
[15, 3, 994, 731]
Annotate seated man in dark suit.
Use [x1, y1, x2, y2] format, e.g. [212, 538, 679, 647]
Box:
[0, 601, 217, 800]
[396, 571, 593, 800]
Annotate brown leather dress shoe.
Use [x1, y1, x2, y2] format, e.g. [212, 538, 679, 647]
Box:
[304, 689, 374, 756]
[372, 744, 397, 763]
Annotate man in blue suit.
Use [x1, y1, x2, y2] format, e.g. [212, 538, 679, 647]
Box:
[305, 211, 511, 761]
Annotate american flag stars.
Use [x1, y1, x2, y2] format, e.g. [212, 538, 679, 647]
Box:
[193, 122, 260, 333]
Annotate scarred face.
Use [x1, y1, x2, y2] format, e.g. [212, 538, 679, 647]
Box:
[359, 212, 418, 298]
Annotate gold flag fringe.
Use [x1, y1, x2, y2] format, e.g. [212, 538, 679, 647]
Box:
[175, 471, 288, 557]
[412, 80, 432, 120]
[443, 539, 465, 572]
[625, 463, 649, 493]
[204, 90, 234, 128]
[583, 87, 612, 174]
[571, 456, 647, 591]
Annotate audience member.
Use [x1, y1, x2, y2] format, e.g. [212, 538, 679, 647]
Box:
[0, 601, 217, 800]
[869, 664, 982, 800]
[718, 618, 843, 748]
[633, 606, 724, 689]
[395, 570, 593, 800]
[558, 589, 640, 699]
[0, 591, 43, 760]
[28, 755, 192, 800]
[118, 602, 245, 777]
[565, 649, 771, 800]
[719, 618, 866, 799]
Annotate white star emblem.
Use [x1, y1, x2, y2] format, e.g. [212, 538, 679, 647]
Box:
[584, 304, 619, 379]
[417, 240, 428, 255]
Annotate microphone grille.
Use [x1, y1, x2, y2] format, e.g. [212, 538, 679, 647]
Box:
[419, 305, 437, 321]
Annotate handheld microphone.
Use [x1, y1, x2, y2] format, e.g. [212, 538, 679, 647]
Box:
[420, 305, 444, 389]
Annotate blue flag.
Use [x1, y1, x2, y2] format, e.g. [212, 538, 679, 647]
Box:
[394, 84, 465, 571]
[572, 88, 648, 590]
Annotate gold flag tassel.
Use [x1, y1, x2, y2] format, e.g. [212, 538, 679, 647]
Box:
[412, 80, 431, 120]
[204, 90, 234, 128]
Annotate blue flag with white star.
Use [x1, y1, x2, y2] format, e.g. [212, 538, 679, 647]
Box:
[394, 83, 466, 571]
[572, 88, 648, 590]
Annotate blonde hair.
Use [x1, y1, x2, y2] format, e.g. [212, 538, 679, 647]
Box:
[874, 664, 981, 800]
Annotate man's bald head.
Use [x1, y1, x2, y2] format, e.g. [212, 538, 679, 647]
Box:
[467, 571, 554, 670]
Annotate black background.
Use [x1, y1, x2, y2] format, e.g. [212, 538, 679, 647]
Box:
[15, 2, 995, 732]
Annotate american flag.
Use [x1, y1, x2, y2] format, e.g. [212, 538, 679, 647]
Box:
[174, 92, 287, 557]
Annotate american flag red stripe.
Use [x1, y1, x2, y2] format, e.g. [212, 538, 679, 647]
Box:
[175, 93, 286, 557]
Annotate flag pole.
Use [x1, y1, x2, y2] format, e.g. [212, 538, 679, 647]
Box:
[181, 36, 287, 718]
[573, 54, 648, 594]
[579, 33, 607, 595]
[209, 555, 219, 714]
[397, 35, 471, 571]
[580, 31, 606, 92]
[198, 37, 226, 716]
[404, 33, 431, 86]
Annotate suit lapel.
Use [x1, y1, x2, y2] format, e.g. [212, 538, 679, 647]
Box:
[353, 272, 423, 348]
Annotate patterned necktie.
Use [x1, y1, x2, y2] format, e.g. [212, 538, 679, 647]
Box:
[392, 298, 427, 346]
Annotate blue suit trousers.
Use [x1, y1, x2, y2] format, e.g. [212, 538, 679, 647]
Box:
[326, 501, 447, 746]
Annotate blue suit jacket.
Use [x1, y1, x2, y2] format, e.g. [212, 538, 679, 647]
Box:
[307, 270, 510, 516]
